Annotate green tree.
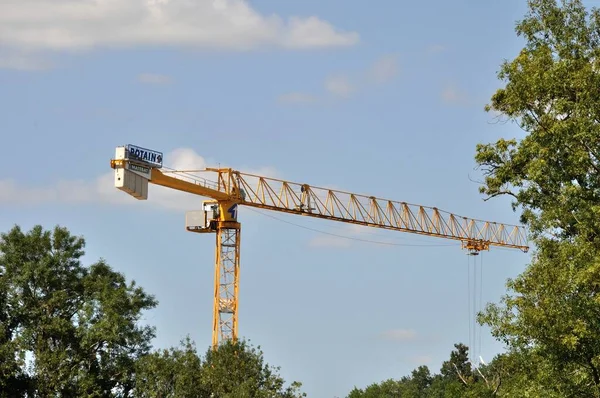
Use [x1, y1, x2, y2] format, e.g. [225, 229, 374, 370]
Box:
[0, 224, 305, 397]
[345, 343, 502, 398]
[0, 261, 30, 396]
[475, 0, 600, 396]
[0, 224, 157, 396]
[200, 338, 306, 397]
[346, 379, 403, 397]
[409, 366, 432, 395]
[479, 239, 600, 396]
[488, 348, 577, 397]
[135, 336, 205, 397]
[135, 337, 306, 397]
[429, 343, 496, 398]
[476, 0, 600, 240]
[439, 343, 471, 382]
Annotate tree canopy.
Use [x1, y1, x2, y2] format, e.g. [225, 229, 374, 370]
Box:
[476, 0, 600, 241]
[0, 224, 305, 397]
[135, 337, 306, 398]
[474, 0, 600, 396]
[0, 224, 158, 396]
[345, 343, 502, 398]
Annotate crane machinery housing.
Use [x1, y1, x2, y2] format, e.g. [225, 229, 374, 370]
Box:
[110, 144, 529, 348]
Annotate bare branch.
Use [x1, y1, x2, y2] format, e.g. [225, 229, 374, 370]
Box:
[453, 363, 469, 386]
[467, 173, 485, 186]
[493, 377, 502, 396]
[579, 140, 600, 173]
[483, 190, 519, 201]
[476, 366, 489, 384]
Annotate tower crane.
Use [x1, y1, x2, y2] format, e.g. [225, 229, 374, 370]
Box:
[110, 144, 529, 348]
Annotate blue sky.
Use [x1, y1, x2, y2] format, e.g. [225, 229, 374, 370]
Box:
[0, 0, 573, 396]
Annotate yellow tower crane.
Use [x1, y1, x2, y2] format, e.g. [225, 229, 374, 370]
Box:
[110, 144, 529, 348]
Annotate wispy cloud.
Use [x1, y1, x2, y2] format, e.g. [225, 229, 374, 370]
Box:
[0, 1, 358, 53]
[426, 44, 446, 55]
[0, 148, 278, 213]
[410, 355, 432, 365]
[441, 83, 469, 105]
[277, 92, 318, 104]
[281, 54, 399, 103]
[324, 75, 355, 98]
[0, 52, 53, 71]
[325, 54, 399, 97]
[138, 73, 173, 85]
[368, 54, 399, 84]
[381, 329, 418, 342]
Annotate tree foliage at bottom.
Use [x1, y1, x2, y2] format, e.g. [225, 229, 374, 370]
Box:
[0, 224, 305, 397]
[135, 337, 306, 397]
[345, 343, 502, 398]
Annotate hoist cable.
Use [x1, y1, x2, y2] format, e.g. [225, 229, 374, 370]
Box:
[478, 254, 484, 363]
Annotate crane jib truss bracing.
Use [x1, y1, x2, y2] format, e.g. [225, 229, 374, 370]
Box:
[155, 167, 529, 252]
[213, 224, 240, 348]
[110, 148, 529, 348]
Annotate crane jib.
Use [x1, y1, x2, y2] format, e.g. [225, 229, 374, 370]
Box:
[110, 145, 530, 348]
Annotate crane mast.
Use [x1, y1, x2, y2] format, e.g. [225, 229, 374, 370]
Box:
[110, 144, 529, 347]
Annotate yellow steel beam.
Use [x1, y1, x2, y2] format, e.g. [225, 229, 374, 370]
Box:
[150, 168, 231, 201]
[111, 160, 528, 252]
[164, 168, 529, 252]
[213, 221, 241, 347]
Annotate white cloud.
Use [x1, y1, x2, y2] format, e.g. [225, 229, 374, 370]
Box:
[426, 44, 446, 55]
[441, 83, 469, 105]
[0, 52, 53, 71]
[0, 148, 279, 213]
[368, 54, 399, 84]
[325, 54, 399, 97]
[286, 54, 397, 102]
[410, 355, 432, 365]
[0, 0, 358, 53]
[381, 329, 418, 342]
[283, 16, 359, 49]
[277, 92, 318, 104]
[138, 73, 173, 85]
[324, 75, 354, 98]
[0, 174, 129, 207]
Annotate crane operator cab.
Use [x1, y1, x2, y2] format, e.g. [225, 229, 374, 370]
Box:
[185, 200, 239, 233]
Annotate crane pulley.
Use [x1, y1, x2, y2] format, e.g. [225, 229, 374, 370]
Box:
[110, 144, 529, 347]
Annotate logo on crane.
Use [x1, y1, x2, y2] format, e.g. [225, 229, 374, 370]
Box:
[127, 162, 152, 179]
[125, 144, 163, 168]
[129, 163, 150, 174]
[227, 204, 238, 220]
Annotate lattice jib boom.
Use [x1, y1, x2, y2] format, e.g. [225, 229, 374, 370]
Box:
[162, 168, 529, 252]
